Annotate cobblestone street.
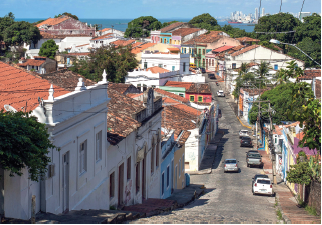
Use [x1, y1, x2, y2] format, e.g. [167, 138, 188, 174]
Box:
[126, 77, 278, 224]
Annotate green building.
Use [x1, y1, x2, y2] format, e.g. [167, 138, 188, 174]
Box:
[158, 86, 186, 98]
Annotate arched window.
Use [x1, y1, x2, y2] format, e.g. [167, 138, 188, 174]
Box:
[164, 38, 167, 44]
[212, 59, 214, 66]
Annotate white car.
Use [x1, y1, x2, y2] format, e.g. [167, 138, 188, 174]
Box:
[223, 159, 239, 173]
[252, 178, 274, 196]
[239, 130, 249, 138]
[217, 90, 225, 97]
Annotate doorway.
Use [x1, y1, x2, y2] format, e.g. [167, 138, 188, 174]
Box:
[62, 152, 69, 213]
[142, 158, 146, 199]
[118, 163, 124, 206]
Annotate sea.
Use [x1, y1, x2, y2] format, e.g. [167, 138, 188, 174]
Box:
[15, 18, 255, 33]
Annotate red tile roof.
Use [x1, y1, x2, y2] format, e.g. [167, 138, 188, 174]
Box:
[131, 42, 143, 48]
[299, 69, 321, 80]
[316, 79, 321, 99]
[162, 97, 201, 116]
[273, 122, 300, 135]
[99, 28, 111, 32]
[154, 88, 190, 103]
[183, 31, 223, 45]
[40, 31, 59, 39]
[187, 83, 212, 94]
[0, 62, 69, 111]
[111, 39, 135, 47]
[231, 45, 260, 57]
[91, 33, 113, 41]
[36, 16, 70, 28]
[127, 93, 143, 98]
[171, 28, 201, 37]
[18, 59, 46, 67]
[167, 47, 180, 51]
[235, 37, 260, 42]
[161, 22, 185, 33]
[108, 82, 140, 95]
[75, 43, 89, 47]
[164, 81, 193, 90]
[55, 34, 92, 39]
[212, 45, 234, 53]
[131, 43, 156, 54]
[147, 66, 170, 74]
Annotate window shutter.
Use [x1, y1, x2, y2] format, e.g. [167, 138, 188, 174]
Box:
[84, 140, 87, 171]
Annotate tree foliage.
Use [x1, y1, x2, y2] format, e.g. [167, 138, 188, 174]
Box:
[39, 39, 59, 60]
[188, 13, 218, 30]
[287, 161, 313, 185]
[0, 12, 15, 42]
[287, 82, 321, 153]
[161, 21, 179, 28]
[55, 12, 79, 20]
[0, 110, 58, 181]
[69, 45, 138, 83]
[2, 21, 41, 46]
[124, 16, 162, 38]
[275, 60, 303, 84]
[294, 13, 321, 43]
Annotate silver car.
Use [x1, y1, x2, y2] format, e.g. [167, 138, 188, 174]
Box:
[223, 159, 239, 173]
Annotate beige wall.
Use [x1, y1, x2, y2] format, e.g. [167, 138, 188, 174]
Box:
[173, 144, 185, 190]
[207, 36, 241, 49]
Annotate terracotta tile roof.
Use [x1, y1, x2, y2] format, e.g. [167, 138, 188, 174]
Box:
[162, 97, 201, 116]
[39, 68, 96, 91]
[36, 16, 70, 28]
[107, 89, 146, 144]
[18, 59, 46, 67]
[108, 82, 140, 94]
[154, 88, 190, 103]
[75, 43, 89, 48]
[296, 132, 304, 140]
[91, 33, 113, 41]
[131, 42, 143, 48]
[299, 69, 321, 80]
[212, 45, 234, 53]
[231, 45, 259, 57]
[167, 47, 180, 51]
[111, 39, 135, 47]
[273, 122, 300, 135]
[316, 79, 321, 99]
[127, 93, 143, 98]
[174, 129, 191, 145]
[99, 28, 111, 32]
[146, 66, 170, 74]
[33, 56, 46, 59]
[171, 28, 201, 37]
[131, 42, 156, 54]
[186, 83, 212, 94]
[183, 31, 223, 45]
[40, 31, 59, 39]
[160, 22, 184, 33]
[0, 62, 69, 111]
[235, 37, 260, 42]
[55, 34, 92, 39]
[164, 81, 193, 90]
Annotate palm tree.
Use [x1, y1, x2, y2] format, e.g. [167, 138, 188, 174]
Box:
[255, 61, 272, 88]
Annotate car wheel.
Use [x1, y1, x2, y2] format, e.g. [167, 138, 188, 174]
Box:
[253, 191, 255, 195]
[247, 163, 249, 167]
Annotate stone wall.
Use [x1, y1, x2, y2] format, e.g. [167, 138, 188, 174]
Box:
[306, 180, 321, 215]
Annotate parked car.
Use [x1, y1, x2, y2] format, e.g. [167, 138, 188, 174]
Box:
[252, 174, 269, 187]
[217, 90, 225, 97]
[208, 73, 216, 79]
[240, 136, 253, 147]
[252, 178, 274, 196]
[246, 150, 263, 168]
[223, 159, 239, 173]
[239, 130, 249, 138]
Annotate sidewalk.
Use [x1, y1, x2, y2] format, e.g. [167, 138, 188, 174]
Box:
[260, 151, 321, 224]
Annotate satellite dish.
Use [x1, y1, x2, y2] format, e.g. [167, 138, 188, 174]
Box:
[4, 105, 17, 113]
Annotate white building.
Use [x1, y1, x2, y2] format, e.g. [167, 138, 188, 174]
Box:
[58, 36, 93, 52]
[96, 28, 125, 37]
[0, 62, 110, 219]
[89, 33, 123, 49]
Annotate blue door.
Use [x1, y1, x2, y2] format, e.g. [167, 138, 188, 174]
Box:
[67, 57, 70, 66]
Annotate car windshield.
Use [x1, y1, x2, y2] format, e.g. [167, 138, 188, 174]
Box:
[257, 179, 271, 184]
[255, 175, 269, 179]
[248, 154, 261, 158]
[225, 160, 236, 164]
[240, 131, 248, 134]
[242, 137, 251, 140]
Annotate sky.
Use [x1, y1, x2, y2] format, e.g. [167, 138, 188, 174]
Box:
[1, 0, 321, 19]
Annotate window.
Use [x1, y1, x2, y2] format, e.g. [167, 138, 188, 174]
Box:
[127, 157, 131, 180]
[274, 64, 278, 70]
[191, 48, 194, 56]
[189, 95, 195, 102]
[212, 59, 214, 66]
[182, 155, 184, 173]
[166, 166, 170, 187]
[110, 172, 115, 198]
[198, 49, 201, 54]
[158, 64, 162, 68]
[156, 140, 159, 168]
[179, 159, 181, 178]
[90, 33, 92, 36]
[143, 84, 147, 92]
[184, 48, 186, 53]
[198, 96, 203, 102]
[137, 84, 141, 91]
[169, 39, 172, 44]
[152, 85, 156, 88]
[161, 173, 165, 195]
[232, 63, 236, 69]
[179, 93, 184, 97]
[202, 49, 205, 55]
[202, 59, 205, 67]
[206, 59, 208, 66]
[183, 62, 186, 72]
[151, 140, 155, 174]
[172, 66, 175, 71]
[160, 39, 163, 43]
[79, 140, 87, 174]
[144, 62, 147, 69]
[136, 162, 140, 193]
[164, 38, 167, 43]
[96, 131, 102, 162]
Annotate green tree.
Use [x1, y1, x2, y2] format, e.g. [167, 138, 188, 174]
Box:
[39, 39, 59, 60]
[3, 21, 41, 47]
[275, 60, 303, 84]
[161, 21, 179, 28]
[254, 13, 300, 44]
[0, 12, 15, 42]
[0, 110, 58, 181]
[255, 61, 272, 88]
[220, 24, 249, 38]
[124, 16, 162, 38]
[288, 82, 321, 153]
[294, 13, 321, 43]
[55, 12, 79, 20]
[70, 45, 138, 83]
[188, 13, 218, 30]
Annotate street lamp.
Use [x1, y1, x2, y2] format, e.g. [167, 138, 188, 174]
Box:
[269, 39, 321, 66]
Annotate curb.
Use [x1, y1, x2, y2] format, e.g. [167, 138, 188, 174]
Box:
[237, 116, 252, 129]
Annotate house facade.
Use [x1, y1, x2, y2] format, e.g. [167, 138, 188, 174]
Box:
[18, 56, 57, 74]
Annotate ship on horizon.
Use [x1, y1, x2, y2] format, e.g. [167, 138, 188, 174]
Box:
[227, 20, 242, 24]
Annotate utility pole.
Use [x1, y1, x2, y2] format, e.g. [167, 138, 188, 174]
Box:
[268, 102, 277, 185]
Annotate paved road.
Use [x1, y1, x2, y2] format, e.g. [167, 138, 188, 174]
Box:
[129, 76, 277, 224]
